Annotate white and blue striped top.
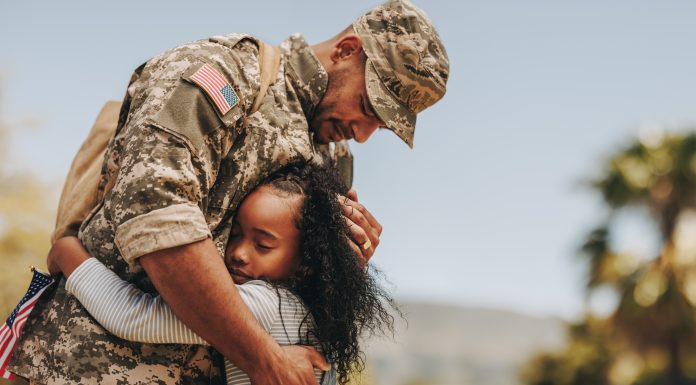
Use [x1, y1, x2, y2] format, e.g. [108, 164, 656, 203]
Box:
[65, 258, 335, 385]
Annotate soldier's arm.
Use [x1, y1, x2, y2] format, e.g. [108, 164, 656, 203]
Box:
[49, 236, 327, 384]
[101, 42, 325, 385]
[140, 240, 328, 385]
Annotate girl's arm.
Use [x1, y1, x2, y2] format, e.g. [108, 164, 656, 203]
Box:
[66, 258, 209, 344]
[51, 237, 279, 345]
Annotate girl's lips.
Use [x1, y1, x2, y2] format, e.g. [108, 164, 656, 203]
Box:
[231, 269, 253, 283]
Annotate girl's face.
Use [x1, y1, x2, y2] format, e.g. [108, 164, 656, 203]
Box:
[224, 185, 302, 284]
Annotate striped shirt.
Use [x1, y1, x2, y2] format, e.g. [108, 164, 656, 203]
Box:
[65, 258, 335, 385]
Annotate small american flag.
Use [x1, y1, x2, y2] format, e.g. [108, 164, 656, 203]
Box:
[0, 267, 54, 379]
[189, 63, 239, 115]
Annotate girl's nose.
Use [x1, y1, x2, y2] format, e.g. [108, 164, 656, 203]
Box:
[231, 248, 249, 265]
[225, 241, 250, 266]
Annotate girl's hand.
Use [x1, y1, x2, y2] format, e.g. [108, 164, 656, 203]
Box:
[47, 236, 91, 278]
[47, 245, 62, 278]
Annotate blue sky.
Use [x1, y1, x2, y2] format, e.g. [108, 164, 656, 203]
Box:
[3, 0, 696, 319]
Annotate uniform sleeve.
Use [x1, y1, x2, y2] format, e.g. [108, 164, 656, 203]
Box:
[65, 258, 281, 344]
[107, 41, 261, 265]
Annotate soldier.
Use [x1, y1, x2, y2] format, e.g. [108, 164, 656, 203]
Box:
[7, 0, 448, 384]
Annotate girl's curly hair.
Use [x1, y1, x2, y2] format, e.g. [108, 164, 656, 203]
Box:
[262, 162, 398, 383]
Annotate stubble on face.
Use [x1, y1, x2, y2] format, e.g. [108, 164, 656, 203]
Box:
[310, 66, 352, 144]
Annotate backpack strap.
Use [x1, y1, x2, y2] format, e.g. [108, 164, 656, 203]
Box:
[251, 40, 281, 114]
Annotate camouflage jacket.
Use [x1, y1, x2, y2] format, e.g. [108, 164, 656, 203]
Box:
[9, 33, 352, 385]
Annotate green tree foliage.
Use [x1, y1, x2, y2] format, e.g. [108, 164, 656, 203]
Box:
[521, 316, 615, 385]
[522, 131, 696, 385]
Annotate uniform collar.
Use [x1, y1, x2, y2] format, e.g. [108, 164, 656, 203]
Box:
[281, 34, 328, 124]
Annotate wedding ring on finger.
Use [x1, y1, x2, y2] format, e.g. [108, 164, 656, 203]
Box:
[362, 239, 372, 250]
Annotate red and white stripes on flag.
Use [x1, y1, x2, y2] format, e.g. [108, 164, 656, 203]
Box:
[189, 63, 239, 115]
[0, 268, 54, 379]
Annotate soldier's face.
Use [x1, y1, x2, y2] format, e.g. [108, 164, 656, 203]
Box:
[311, 57, 384, 144]
[224, 186, 301, 284]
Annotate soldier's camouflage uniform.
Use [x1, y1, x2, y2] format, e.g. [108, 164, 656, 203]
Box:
[9, 0, 449, 383]
[8, 33, 350, 385]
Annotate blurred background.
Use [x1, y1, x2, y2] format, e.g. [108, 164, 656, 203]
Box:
[2, 1, 696, 384]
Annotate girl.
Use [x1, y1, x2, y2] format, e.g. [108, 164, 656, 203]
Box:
[48, 163, 397, 385]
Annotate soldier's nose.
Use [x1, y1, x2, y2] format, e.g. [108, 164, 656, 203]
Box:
[354, 122, 380, 143]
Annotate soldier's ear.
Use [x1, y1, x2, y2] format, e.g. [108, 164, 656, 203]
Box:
[331, 34, 363, 63]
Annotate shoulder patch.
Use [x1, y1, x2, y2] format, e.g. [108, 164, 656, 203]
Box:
[187, 63, 239, 115]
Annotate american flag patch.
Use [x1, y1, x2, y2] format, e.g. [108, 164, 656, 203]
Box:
[189, 63, 239, 115]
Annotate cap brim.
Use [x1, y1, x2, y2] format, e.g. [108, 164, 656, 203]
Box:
[365, 59, 416, 148]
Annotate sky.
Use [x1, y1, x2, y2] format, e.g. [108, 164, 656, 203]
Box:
[2, 0, 696, 320]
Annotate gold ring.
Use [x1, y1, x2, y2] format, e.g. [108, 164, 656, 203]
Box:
[362, 240, 372, 250]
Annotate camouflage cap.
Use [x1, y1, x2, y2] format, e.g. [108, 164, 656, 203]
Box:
[353, 0, 449, 148]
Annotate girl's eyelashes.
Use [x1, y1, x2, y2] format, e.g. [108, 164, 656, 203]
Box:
[256, 243, 274, 251]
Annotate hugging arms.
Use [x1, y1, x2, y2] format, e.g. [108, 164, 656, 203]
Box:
[6, 2, 448, 383]
[47, 164, 396, 385]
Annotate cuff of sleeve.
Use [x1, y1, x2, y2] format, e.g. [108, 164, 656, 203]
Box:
[65, 257, 102, 295]
[115, 203, 211, 266]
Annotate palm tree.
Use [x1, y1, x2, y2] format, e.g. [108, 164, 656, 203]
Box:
[581, 130, 696, 384]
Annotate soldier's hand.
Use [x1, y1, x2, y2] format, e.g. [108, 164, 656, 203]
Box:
[248, 345, 329, 385]
[340, 189, 382, 265]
